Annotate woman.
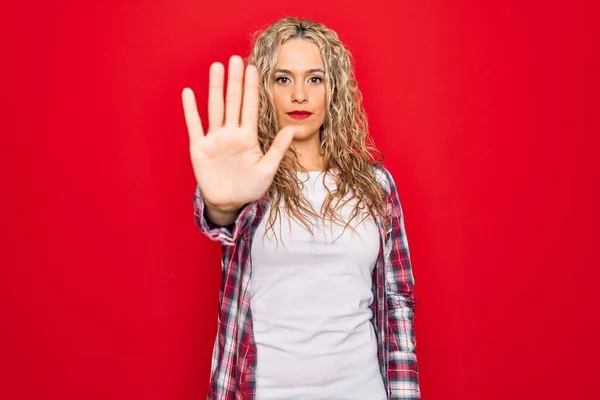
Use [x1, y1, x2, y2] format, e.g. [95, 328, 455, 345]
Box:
[182, 17, 421, 400]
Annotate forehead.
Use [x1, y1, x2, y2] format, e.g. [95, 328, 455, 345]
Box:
[275, 39, 324, 69]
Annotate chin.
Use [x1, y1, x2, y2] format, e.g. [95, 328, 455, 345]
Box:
[288, 123, 322, 142]
[293, 131, 316, 141]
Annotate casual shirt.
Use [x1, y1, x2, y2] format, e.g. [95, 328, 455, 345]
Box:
[194, 165, 421, 399]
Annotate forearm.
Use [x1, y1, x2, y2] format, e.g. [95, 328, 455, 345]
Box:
[204, 202, 242, 227]
[387, 299, 420, 399]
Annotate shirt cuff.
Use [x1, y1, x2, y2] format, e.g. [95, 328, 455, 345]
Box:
[193, 185, 253, 246]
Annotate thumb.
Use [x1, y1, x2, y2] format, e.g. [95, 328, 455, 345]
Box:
[260, 126, 295, 175]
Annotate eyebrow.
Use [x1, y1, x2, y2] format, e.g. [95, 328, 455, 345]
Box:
[274, 68, 325, 74]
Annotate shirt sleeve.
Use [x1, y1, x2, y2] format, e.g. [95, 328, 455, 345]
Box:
[193, 185, 254, 247]
[380, 166, 421, 399]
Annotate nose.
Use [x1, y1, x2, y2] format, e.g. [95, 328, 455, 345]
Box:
[291, 81, 308, 104]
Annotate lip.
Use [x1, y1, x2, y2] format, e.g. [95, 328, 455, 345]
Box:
[287, 110, 312, 120]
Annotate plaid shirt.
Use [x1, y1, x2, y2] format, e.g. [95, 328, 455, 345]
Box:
[194, 165, 421, 399]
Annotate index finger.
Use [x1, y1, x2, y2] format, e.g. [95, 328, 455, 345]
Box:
[182, 87, 205, 141]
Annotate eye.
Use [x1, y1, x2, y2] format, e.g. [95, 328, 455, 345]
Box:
[308, 76, 323, 84]
[275, 76, 290, 84]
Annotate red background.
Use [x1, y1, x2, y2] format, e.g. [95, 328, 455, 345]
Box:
[2, 1, 598, 399]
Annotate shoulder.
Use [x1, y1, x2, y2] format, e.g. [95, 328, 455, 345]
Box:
[371, 164, 405, 219]
[371, 164, 397, 196]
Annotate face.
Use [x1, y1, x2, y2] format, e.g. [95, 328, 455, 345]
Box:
[272, 38, 326, 142]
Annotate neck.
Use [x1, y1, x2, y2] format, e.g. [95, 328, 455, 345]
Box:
[292, 133, 324, 171]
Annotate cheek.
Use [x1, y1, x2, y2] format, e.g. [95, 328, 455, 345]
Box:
[314, 89, 326, 114]
[315, 95, 326, 121]
[272, 92, 284, 115]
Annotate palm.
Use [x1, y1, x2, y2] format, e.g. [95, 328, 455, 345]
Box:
[182, 56, 294, 210]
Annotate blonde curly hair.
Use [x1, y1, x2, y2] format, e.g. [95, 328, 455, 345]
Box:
[247, 17, 388, 236]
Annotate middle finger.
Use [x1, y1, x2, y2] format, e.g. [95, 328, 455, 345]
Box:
[225, 55, 244, 126]
[207, 62, 225, 132]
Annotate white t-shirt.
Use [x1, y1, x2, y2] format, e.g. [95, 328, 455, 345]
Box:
[249, 170, 387, 400]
